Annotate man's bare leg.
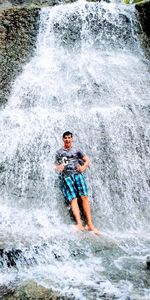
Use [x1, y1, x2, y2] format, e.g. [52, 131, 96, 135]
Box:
[70, 198, 84, 231]
[81, 196, 100, 235]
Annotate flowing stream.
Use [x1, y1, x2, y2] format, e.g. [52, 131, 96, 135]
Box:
[0, 1, 150, 299]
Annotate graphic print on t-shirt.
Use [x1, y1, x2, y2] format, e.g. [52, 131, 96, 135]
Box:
[62, 156, 69, 166]
[61, 155, 77, 167]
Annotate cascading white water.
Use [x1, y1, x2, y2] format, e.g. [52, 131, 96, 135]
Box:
[0, 1, 150, 299]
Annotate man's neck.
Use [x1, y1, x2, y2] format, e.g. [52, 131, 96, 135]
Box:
[64, 145, 72, 150]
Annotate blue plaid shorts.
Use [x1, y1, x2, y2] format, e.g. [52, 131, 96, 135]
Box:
[61, 173, 88, 202]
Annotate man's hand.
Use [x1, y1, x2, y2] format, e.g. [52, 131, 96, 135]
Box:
[76, 155, 90, 173]
[76, 164, 86, 173]
[55, 163, 64, 172]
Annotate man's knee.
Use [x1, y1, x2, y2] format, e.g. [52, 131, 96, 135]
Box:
[70, 198, 78, 205]
[80, 195, 88, 202]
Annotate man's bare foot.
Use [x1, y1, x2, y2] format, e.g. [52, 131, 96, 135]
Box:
[85, 224, 101, 235]
[75, 224, 85, 231]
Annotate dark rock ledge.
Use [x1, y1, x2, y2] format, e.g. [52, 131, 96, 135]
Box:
[0, 5, 40, 106]
[135, 0, 150, 37]
[135, 0, 150, 58]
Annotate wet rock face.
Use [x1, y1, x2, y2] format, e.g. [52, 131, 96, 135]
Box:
[135, 1, 150, 37]
[1, 280, 68, 299]
[0, 0, 70, 9]
[135, 1, 150, 59]
[0, 1, 77, 106]
[146, 256, 150, 269]
[12, 281, 61, 299]
[0, 6, 40, 105]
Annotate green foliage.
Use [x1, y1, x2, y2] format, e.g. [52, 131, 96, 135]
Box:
[123, 0, 146, 4]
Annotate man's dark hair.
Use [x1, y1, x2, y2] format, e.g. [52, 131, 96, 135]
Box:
[62, 131, 73, 138]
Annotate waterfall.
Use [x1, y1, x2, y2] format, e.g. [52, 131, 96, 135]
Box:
[0, 1, 150, 299]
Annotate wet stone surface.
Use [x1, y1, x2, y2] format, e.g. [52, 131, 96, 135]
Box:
[0, 6, 40, 105]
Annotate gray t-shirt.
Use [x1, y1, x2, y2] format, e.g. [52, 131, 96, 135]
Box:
[55, 146, 85, 176]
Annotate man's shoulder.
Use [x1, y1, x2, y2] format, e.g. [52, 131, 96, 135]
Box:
[73, 146, 85, 153]
[71, 146, 81, 151]
[71, 147, 86, 157]
[56, 147, 64, 155]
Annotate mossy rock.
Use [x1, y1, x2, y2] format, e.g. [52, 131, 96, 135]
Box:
[3, 281, 63, 300]
[0, 6, 40, 105]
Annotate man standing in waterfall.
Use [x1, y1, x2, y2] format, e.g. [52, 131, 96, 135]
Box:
[54, 131, 100, 235]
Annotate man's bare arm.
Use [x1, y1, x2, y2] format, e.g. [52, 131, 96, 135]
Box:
[76, 155, 90, 173]
[54, 163, 64, 172]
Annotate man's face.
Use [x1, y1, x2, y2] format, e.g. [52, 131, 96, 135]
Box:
[63, 135, 73, 149]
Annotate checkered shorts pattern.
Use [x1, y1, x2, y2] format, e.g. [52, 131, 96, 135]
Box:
[61, 173, 88, 202]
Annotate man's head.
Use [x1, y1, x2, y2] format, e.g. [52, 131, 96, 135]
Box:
[62, 131, 73, 149]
